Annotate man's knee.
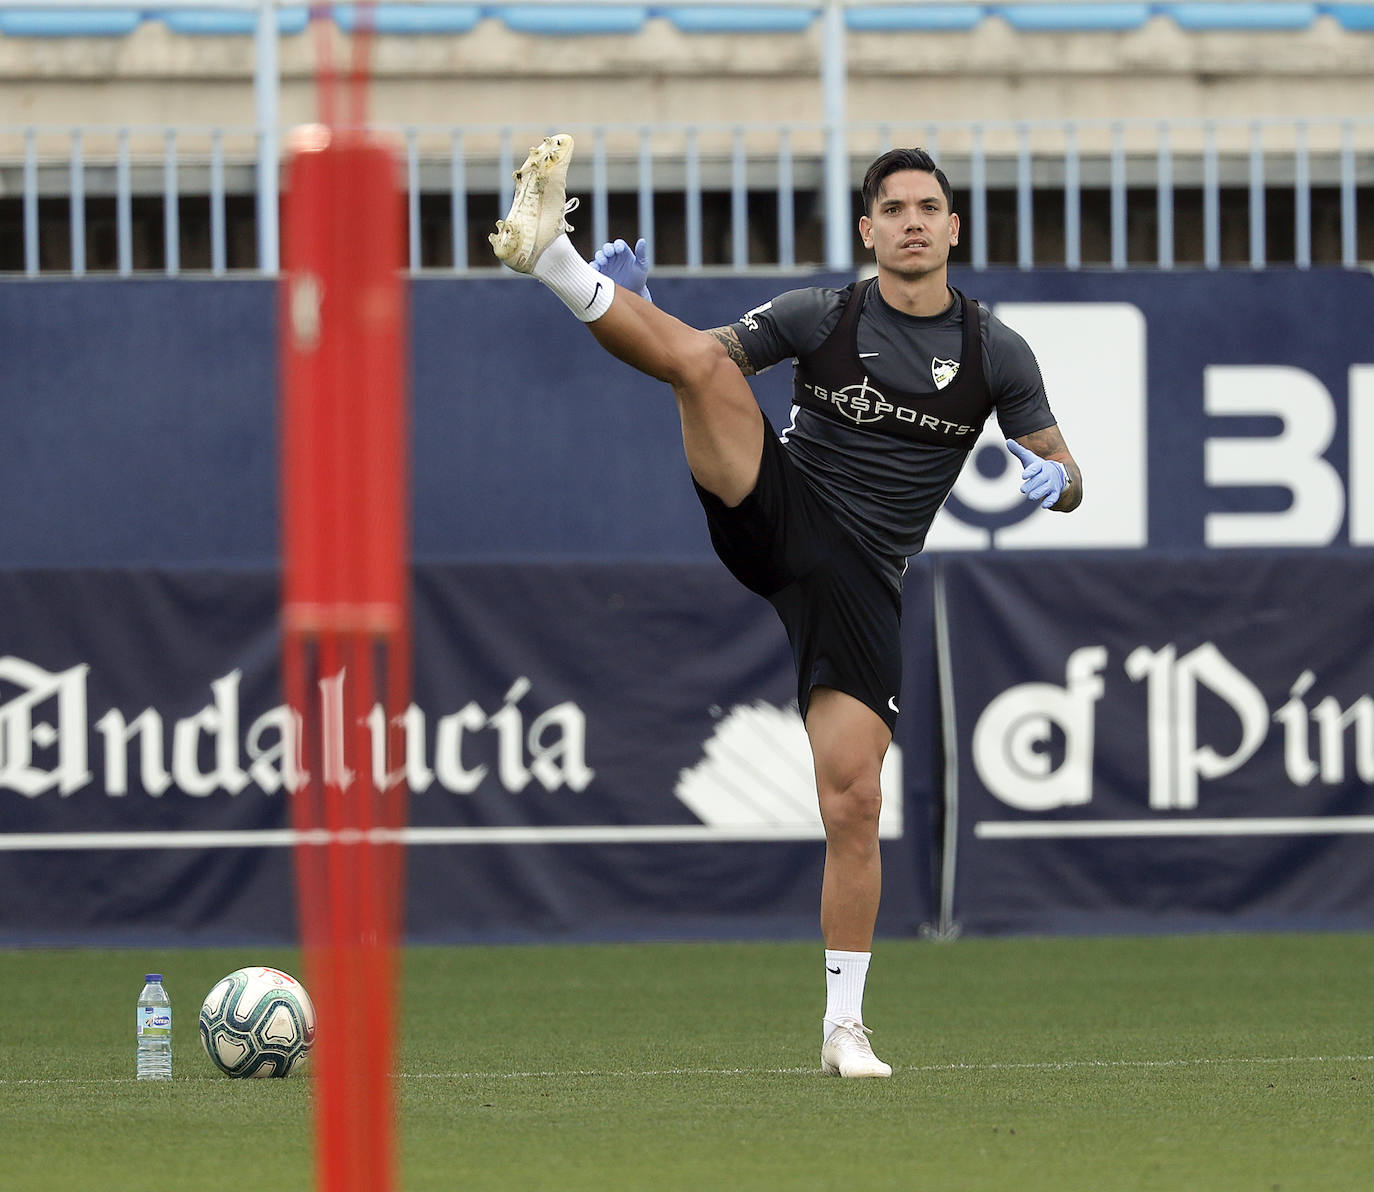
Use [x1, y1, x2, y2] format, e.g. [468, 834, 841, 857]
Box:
[666, 330, 734, 394]
[807, 689, 892, 836]
[818, 773, 883, 843]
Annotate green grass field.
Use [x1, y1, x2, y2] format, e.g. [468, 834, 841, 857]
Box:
[3, 934, 1371, 1191]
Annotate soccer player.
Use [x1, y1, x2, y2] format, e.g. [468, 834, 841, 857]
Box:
[490, 136, 1081, 1078]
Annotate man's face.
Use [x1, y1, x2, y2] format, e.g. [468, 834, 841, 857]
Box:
[859, 169, 960, 279]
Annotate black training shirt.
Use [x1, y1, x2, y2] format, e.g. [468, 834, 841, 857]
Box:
[730, 282, 1056, 591]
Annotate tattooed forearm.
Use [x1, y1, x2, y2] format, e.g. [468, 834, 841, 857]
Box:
[1017, 425, 1083, 512]
[705, 326, 758, 377]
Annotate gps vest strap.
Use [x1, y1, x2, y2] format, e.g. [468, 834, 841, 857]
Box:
[792, 280, 992, 449]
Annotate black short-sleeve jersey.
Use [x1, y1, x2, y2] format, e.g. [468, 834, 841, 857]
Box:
[730, 282, 1055, 590]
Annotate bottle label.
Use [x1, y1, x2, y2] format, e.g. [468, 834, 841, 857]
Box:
[138, 1005, 172, 1037]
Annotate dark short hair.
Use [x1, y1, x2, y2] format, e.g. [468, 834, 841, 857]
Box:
[861, 148, 954, 215]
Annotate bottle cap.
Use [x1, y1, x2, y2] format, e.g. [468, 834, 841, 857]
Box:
[145, 974, 163, 982]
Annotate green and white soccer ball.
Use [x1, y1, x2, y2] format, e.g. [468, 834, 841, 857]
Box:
[199, 966, 317, 1078]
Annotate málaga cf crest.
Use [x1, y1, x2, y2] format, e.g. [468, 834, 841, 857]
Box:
[931, 357, 960, 390]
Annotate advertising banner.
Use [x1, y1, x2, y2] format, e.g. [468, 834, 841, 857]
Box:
[2, 269, 1372, 567]
[942, 553, 1374, 935]
[925, 268, 1374, 554]
[0, 564, 931, 945]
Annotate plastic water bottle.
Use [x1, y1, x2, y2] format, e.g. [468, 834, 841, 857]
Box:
[136, 974, 172, 1081]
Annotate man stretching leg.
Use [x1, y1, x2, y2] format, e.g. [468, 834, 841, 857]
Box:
[491, 134, 1081, 1077]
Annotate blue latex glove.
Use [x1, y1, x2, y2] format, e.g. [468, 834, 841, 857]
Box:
[1007, 439, 1069, 509]
[591, 237, 652, 302]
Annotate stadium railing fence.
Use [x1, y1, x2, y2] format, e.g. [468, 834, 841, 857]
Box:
[2, 113, 1373, 276]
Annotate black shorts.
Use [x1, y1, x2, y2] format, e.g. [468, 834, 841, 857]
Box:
[692, 415, 902, 732]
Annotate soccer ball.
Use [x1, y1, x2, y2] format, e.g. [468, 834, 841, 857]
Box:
[199, 966, 316, 1078]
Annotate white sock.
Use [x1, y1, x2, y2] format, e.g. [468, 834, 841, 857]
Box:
[531, 234, 615, 322]
[823, 949, 871, 1041]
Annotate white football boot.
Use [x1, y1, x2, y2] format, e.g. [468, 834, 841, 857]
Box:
[821, 1019, 893, 1079]
[488, 133, 580, 273]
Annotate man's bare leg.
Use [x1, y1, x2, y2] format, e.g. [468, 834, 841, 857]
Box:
[533, 231, 765, 505]
[805, 686, 889, 950]
[585, 290, 764, 506]
[806, 686, 893, 1078]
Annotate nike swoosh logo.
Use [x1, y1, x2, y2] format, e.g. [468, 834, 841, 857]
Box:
[888, 697, 900, 714]
[826, 965, 841, 974]
[859, 351, 880, 358]
[584, 281, 603, 310]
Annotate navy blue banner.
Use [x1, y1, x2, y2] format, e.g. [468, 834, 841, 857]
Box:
[2, 269, 1371, 567]
[942, 553, 1374, 935]
[4, 554, 1372, 943]
[929, 269, 1374, 554]
[0, 563, 931, 945]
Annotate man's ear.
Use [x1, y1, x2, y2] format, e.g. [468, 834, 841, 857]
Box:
[859, 214, 873, 249]
[949, 212, 960, 247]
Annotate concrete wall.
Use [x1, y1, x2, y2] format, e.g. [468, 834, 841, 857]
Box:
[2, 12, 1372, 138]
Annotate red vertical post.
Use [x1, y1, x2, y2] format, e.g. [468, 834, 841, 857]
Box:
[281, 123, 409, 1192]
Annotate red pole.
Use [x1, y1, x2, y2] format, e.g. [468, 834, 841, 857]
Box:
[281, 126, 409, 1192]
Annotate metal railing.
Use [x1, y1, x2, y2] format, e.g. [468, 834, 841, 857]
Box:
[4, 114, 1373, 276]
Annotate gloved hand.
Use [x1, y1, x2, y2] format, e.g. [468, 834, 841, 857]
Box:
[1007, 440, 1070, 509]
[591, 237, 652, 302]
